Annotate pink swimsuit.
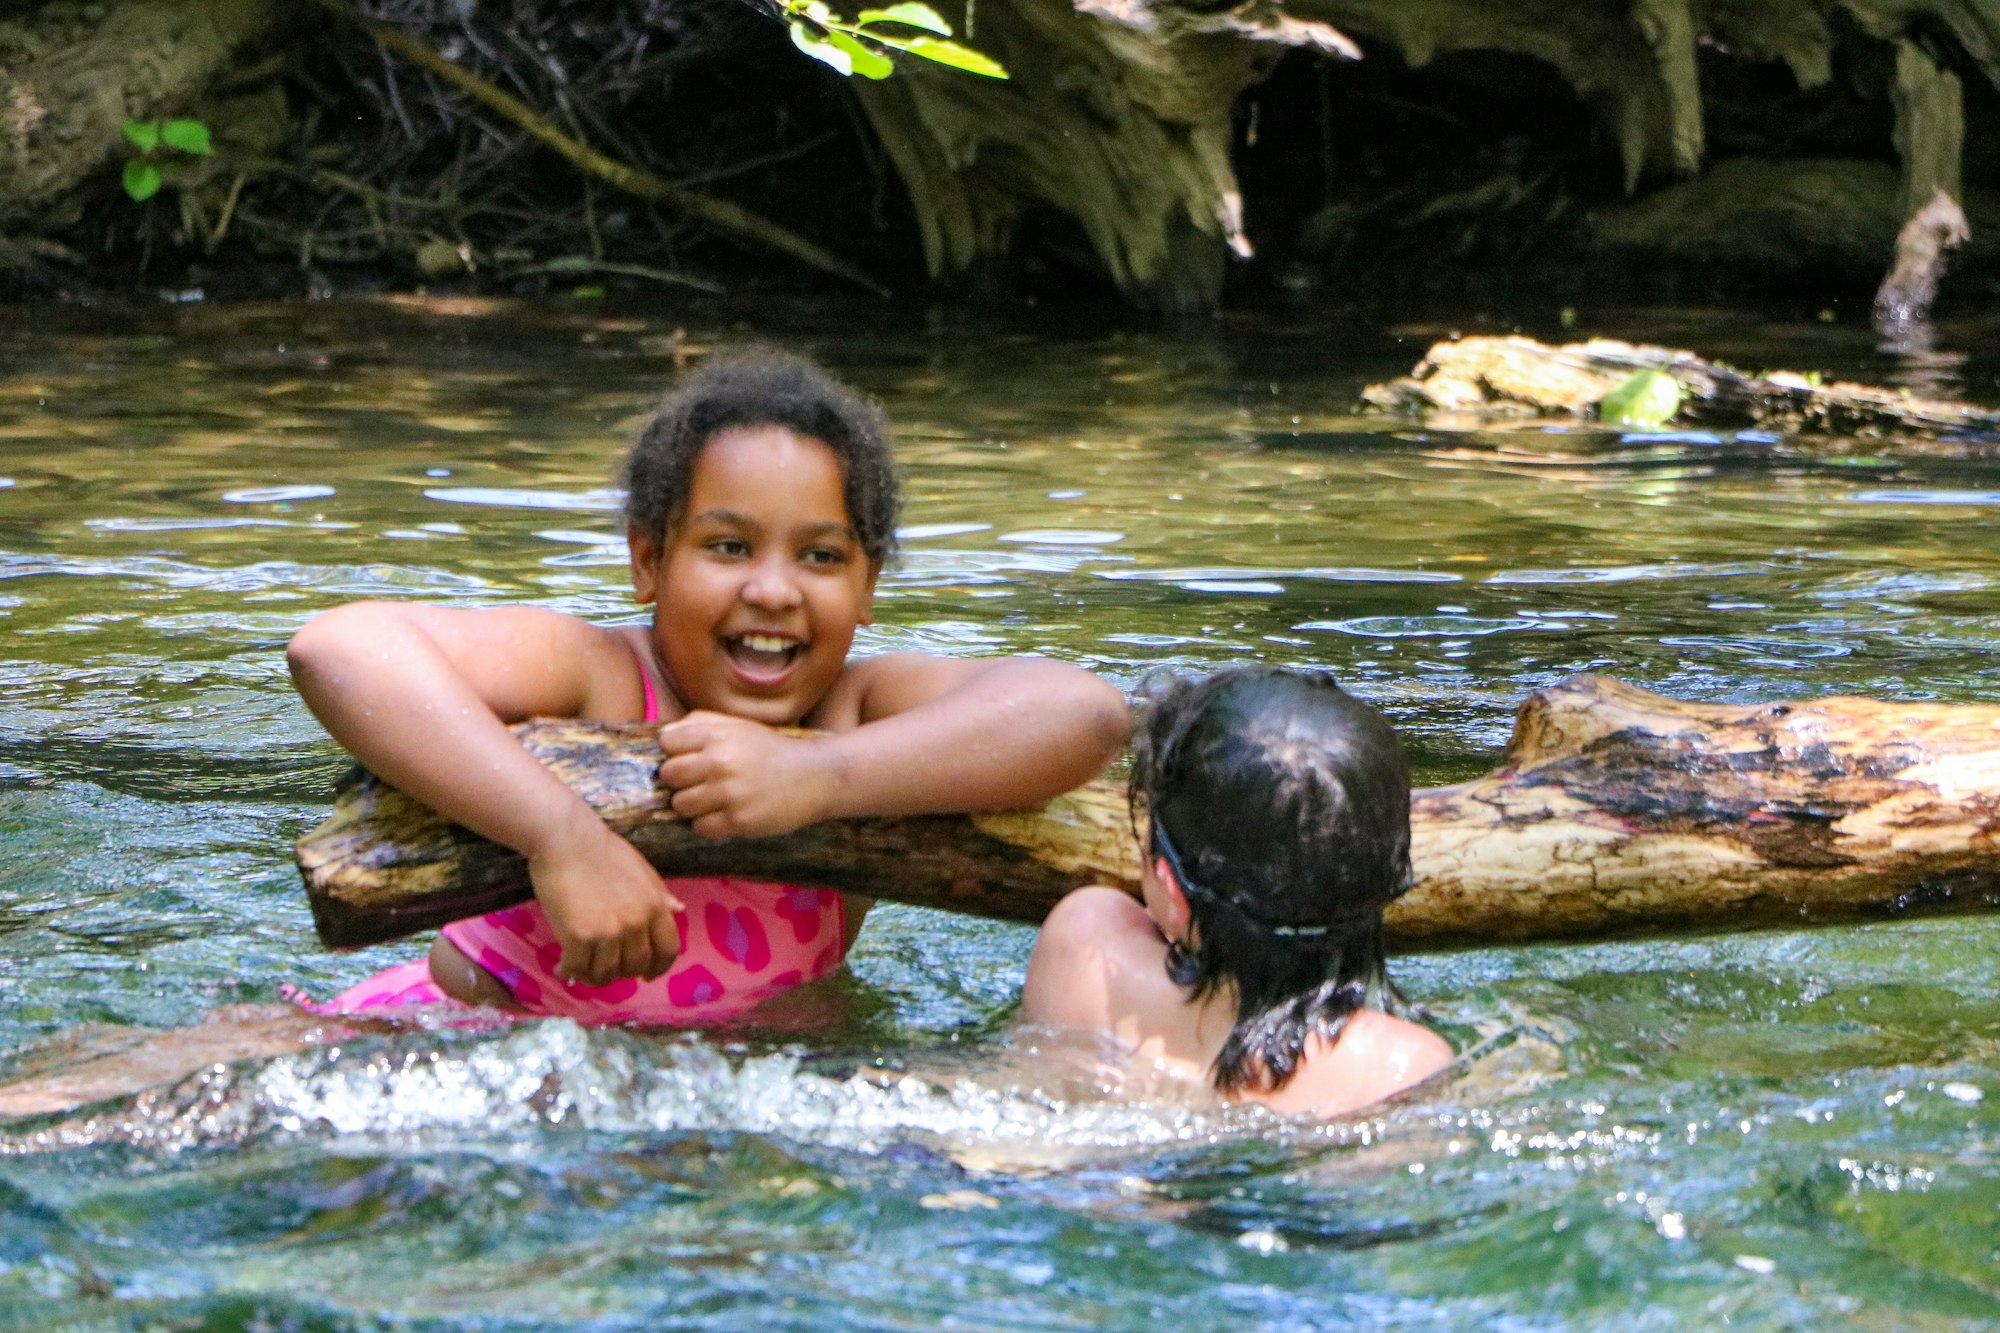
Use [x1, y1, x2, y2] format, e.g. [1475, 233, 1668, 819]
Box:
[310, 651, 849, 1025]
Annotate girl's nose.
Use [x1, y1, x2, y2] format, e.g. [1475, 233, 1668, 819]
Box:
[742, 557, 803, 609]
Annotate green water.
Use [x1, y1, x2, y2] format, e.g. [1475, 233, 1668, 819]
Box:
[1, 295, 1998, 1329]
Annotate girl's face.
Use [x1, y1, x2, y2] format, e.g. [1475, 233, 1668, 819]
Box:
[629, 425, 878, 724]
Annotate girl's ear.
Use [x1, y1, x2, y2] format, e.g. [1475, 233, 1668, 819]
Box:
[1153, 856, 1193, 942]
[628, 525, 661, 604]
[859, 556, 882, 626]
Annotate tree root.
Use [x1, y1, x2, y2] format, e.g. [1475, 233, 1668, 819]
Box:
[304, 0, 887, 296]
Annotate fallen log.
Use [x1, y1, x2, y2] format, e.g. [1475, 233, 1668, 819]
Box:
[297, 722, 1140, 950]
[298, 675, 2000, 952]
[1362, 335, 2000, 437]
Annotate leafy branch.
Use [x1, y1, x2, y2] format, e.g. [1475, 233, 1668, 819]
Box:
[121, 118, 213, 201]
[783, 0, 1008, 80]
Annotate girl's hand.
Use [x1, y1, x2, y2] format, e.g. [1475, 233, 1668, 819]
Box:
[529, 814, 684, 985]
[656, 711, 840, 839]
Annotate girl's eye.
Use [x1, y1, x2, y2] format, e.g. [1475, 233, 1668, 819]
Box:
[802, 546, 845, 567]
[707, 537, 749, 557]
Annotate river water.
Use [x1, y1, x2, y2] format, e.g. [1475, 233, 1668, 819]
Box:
[0, 295, 1996, 1329]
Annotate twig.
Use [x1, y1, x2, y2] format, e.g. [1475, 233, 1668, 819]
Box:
[674, 131, 841, 189]
[209, 172, 249, 251]
[377, 42, 416, 138]
[504, 256, 724, 294]
[305, 0, 888, 296]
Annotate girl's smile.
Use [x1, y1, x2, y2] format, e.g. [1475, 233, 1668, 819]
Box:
[628, 424, 878, 724]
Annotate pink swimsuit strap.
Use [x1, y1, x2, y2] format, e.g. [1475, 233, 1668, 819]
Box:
[633, 635, 663, 723]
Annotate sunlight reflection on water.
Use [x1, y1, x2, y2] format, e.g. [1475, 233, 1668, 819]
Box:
[0, 298, 1997, 1328]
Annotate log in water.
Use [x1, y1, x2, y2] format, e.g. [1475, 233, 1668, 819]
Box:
[297, 675, 2000, 951]
[1362, 335, 2000, 438]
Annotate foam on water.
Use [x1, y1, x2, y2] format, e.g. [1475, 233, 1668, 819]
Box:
[1, 1014, 1567, 1178]
[1, 1022, 1266, 1165]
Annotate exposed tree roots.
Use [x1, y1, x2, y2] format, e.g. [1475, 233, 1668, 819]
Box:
[4, 0, 2000, 309]
[2, 0, 916, 300]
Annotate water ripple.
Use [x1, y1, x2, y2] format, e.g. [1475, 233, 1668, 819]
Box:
[1485, 563, 1767, 585]
[422, 486, 622, 512]
[0, 551, 487, 595]
[1100, 567, 1462, 586]
[1297, 616, 1549, 639]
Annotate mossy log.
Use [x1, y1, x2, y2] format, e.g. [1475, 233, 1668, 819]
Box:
[1363, 334, 2000, 436]
[298, 674, 2000, 953]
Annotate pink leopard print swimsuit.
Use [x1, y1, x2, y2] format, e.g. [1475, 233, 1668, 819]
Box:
[309, 641, 850, 1024]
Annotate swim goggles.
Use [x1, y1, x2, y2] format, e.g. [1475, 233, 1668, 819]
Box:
[1150, 823, 1334, 940]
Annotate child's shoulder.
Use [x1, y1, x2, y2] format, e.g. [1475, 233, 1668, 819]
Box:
[1021, 888, 1186, 1032]
[317, 601, 643, 722]
[810, 651, 1126, 732]
[806, 651, 991, 727]
[1264, 1010, 1455, 1118]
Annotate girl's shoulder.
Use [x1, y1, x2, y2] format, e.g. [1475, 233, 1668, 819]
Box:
[805, 651, 987, 729]
[414, 604, 648, 722]
[1022, 888, 1181, 1029]
[1260, 1010, 1455, 1118]
[1022, 887, 1232, 1078]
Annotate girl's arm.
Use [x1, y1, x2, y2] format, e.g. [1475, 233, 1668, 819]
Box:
[655, 654, 1130, 837]
[287, 602, 683, 984]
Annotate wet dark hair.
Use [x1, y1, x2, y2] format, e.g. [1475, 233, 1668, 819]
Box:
[1132, 666, 1415, 1095]
[619, 347, 900, 562]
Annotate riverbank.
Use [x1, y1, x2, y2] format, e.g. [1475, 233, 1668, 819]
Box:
[4, 0, 2000, 314]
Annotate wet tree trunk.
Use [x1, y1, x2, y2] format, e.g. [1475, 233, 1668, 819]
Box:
[848, 0, 1353, 313]
[298, 675, 2000, 952]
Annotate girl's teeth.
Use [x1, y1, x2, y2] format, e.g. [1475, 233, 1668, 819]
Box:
[740, 634, 792, 653]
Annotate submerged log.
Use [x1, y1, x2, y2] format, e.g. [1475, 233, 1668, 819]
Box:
[298, 675, 2000, 953]
[1363, 334, 2000, 437]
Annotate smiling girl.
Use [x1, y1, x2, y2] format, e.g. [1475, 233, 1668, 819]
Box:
[287, 350, 1130, 1024]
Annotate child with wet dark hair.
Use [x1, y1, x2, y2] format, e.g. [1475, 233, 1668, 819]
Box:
[291, 347, 1129, 1023]
[1021, 666, 1452, 1116]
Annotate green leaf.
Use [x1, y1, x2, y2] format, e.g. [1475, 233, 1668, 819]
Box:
[161, 119, 212, 156]
[122, 120, 160, 153]
[122, 159, 163, 202]
[790, 19, 854, 74]
[829, 31, 895, 79]
[1598, 369, 1681, 430]
[857, 3, 952, 34]
[898, 35, 1007, 77]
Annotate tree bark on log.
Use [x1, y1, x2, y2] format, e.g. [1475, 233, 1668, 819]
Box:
[298, 675, 2000, 953]
[1362, 334, 2000, 437]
